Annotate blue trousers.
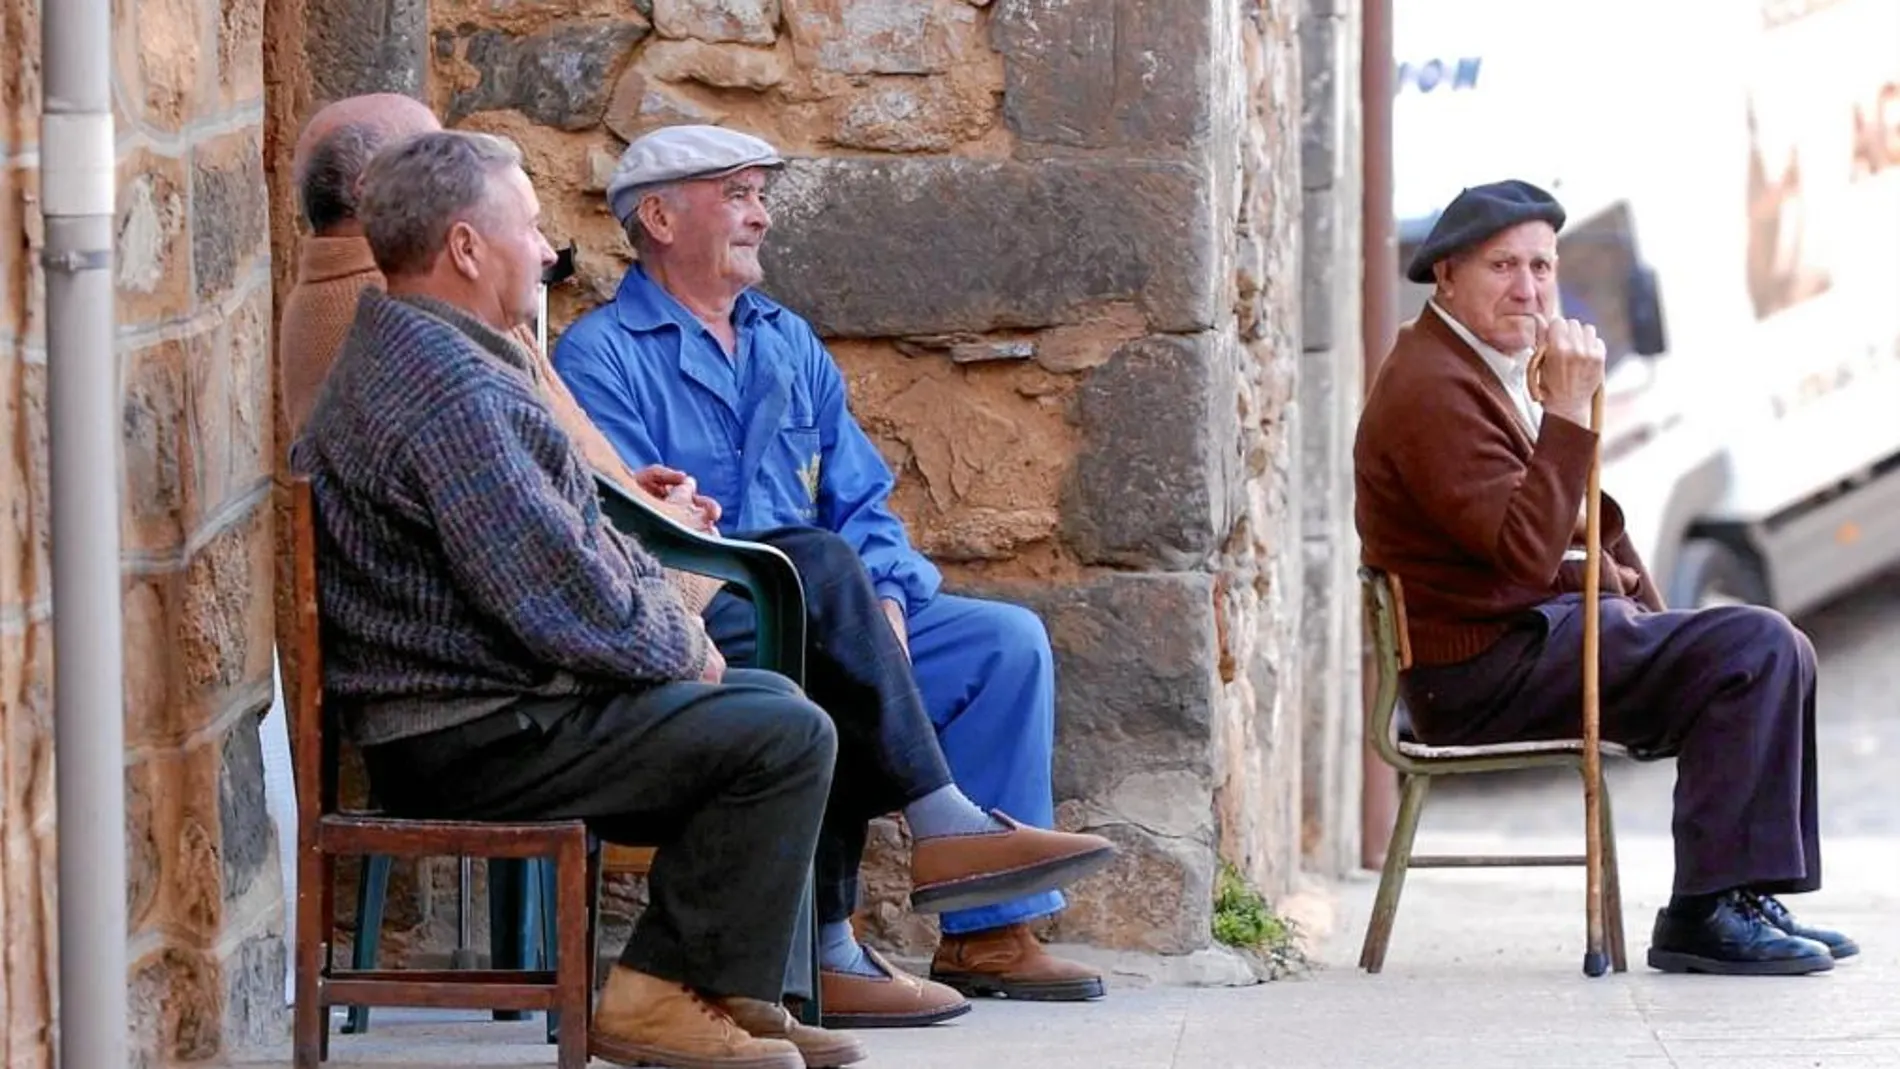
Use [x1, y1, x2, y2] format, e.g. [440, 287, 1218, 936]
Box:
[707, 527, 1061, 937]
[906, 591, 1062, 935]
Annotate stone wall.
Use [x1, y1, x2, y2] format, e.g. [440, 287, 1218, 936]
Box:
[266, 0, 1361, 967]
[4, 0, 286, 1066]
[1296, 0, 1364, 878]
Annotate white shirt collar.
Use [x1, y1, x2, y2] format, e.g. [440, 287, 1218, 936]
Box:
[1429, 299, 1542, 434]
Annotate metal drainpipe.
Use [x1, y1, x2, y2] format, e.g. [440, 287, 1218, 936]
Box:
[1358, 0, 1400, 872]
[42, 1, 129, 1064]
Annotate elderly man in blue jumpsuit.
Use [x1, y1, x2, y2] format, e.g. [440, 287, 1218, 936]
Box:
[554, 125, 1111, 1030]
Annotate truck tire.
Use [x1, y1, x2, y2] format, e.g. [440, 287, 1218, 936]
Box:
[1665, 538, 1770, 610]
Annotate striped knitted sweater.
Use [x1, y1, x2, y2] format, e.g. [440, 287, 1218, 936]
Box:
[291, 289, 710, 745]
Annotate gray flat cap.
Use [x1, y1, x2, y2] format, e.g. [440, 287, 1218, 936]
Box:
[606, 124, 785, 223]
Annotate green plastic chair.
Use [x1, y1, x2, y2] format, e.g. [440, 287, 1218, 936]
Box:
[342, 472, 823, 1036]
[1357, 565, 1629, 974]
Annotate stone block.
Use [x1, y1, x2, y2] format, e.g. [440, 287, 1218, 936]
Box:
[654, 0, 779, 45]
[1, 164, 27, 341]
[1044, 809, 1214, 955]
[124, 574, 182, 748]
[759, 157, 1217, 337]
[605, 70, 728, 142]
[639, 38, 789, 91]
[192, 130, 269, 305]
[832, 80, 973, 153]
[306, 0, 429, 101]
[179, 501, 272, 704]
[1061, 334, 1240, 568]
[1, 349, 50, 611]
[1299, 13, 1341, 190]
[447, 20, 648, 131]
[115, 151, 193, 326]
[785, 0, 977, 75]
[188, 288, 273, 518]
[126, 759, 163, 930]
[219, 718, 275, 902]
[1300, 189, 1337, 355]
[121, 338, 191, 556]
[223, 934, 289, 1052]
[128, 946, 223, 1065]
[219, 0, 266, 107]
[991, 0, 1213, 153]
[119, 0, 206, 132]
[1001, 572, 1219, 801]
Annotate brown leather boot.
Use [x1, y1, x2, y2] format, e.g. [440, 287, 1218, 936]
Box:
[588, 965, 803, 1069]
[819, 945, 972, 1030]
[718, 997, 867, 1068]
[930, 923, 1107, 1001]
[909, 811, 1117, 915]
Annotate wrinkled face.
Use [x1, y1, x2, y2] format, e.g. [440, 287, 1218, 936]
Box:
[1433, 220, 1560, 353]
[450, 165, 556, 329]
[646, 168, 774, 290]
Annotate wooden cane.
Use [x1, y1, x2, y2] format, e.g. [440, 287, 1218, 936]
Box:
[1580, 383, 1608, 978]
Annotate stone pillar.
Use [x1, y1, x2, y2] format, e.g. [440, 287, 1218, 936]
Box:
[6, 0, 285, 1065]
[1297, 0, 1365, 878]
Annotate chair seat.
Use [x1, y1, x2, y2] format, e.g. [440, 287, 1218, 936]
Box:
[1396, 736, 1632, 761]
[319, 813, 586, 858]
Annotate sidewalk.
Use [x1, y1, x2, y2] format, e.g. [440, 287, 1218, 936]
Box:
[252, 822, 1899, 1069]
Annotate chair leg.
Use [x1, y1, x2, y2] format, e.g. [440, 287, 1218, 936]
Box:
[341, 855, 392, 1035]
[1600, 782, 1628, 973]
[555, 838, 592, 1069]
[540, 858, 561, 1045]
[490, 859, 530, 1021]
[293, 849, 329, 1068]
[1359, 772, 1432, 974]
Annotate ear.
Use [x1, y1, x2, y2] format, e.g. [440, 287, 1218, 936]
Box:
[1431, 258, 1454, 296]
[446, 219, 483, 280]
[636, 194, 672, 248]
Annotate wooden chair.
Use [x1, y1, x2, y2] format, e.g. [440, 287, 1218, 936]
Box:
[336, 472, 825, 1039]
[289, 477, 597, 1069]
[1357, 565, 1630, 974]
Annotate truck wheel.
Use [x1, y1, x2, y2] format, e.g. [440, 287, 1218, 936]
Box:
[1666, 538, 1770, 610]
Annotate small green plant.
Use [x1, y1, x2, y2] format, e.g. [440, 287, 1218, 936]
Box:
[1211, 861, 1308, 976]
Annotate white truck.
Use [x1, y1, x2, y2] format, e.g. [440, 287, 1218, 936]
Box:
[1391, 0, 1900, 617]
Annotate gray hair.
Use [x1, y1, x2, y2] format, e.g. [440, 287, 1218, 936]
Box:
[621, 183, 685, 257]
[359, 130, 524, 278]
[298, 123, 384, 233]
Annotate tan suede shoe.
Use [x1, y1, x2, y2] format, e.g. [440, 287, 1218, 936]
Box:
[719, 997, 867, 1068]
[931, 922, 1107, 1001]
[909, 811, 1118, 914]
[819, 946, 972, 1030]
[589, 965, 803, 1069]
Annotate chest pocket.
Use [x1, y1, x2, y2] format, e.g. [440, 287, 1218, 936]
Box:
[768, 426, 822, 523]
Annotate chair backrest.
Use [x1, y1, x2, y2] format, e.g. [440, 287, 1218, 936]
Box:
[1358, 565, 1415, 769]
[288, 475, 339, 826]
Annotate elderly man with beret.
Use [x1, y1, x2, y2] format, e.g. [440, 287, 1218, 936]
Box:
[1354, 178, 1857, 976]
[553, 125, 1115, 1027]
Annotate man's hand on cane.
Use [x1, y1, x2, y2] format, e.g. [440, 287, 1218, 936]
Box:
[1525, 313, 1607, 428]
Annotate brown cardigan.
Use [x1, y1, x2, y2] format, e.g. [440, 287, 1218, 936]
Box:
[1354, 303, 1665, 666]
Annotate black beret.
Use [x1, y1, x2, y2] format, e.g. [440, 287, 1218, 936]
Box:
[1404, 179, 1566, 283]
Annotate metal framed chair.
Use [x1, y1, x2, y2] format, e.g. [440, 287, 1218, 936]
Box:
[1357, 565, 1629, 974]
[339, 472, 825, 1037]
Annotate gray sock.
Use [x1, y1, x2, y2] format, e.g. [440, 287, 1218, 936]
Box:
[903, 784, 1004, 841]
[819, 921, 885, 978]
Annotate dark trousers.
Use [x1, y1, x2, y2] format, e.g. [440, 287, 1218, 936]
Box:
[704, 526, 955, 927]
[361, 669, 836, 1002]
[1400, 595, 1821, 897]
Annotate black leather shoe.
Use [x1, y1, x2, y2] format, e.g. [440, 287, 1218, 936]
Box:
[1748, 891, 1860, 960]
[1646, 891, 1834, 975]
